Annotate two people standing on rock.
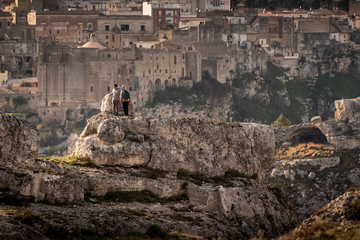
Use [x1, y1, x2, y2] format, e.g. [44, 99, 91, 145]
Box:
[112, 84, 130, 117]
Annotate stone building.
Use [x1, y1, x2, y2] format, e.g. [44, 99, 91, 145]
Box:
[0, 11, 12, 38]
[58, 0, 108, 12]
[97, 14, 153, 46]
[197, 0, 231, 12]
[35, 10, 99, 43]
[143, 2, 181, 32]
[0, 25, 39, 78]
[37, 36, 137, 109]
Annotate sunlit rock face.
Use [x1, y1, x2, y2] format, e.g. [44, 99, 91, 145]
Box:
[0, 114, 39, 162]
[0, 113, 299, 239]
[73, 114, 275, 180]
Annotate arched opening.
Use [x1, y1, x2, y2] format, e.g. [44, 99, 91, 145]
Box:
[155, 78, 162, 91]
[172, 78, 176, 86]
[289, 127, 328, 144]
[165, 80, 169, 88]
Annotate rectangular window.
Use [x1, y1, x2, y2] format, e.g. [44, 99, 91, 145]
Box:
[105, 25, 109, 31]
[121, 24, 129, 31]
[57, 30, 59, 34]
[112, 35, 115, 42]
[174, 56, 176, 64]
[141, 25, 145, 31]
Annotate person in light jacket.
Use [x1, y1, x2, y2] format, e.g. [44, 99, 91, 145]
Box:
[112, 84, 121, 115]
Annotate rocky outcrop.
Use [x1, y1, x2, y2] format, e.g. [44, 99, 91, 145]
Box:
[0, 114, 39, 162]
[73, 114, 275, 179]
[268, 97, 360, 220]
[334, 97, 360, 122]
[0, 113, 299, 239]
[275, 188, 360, 240]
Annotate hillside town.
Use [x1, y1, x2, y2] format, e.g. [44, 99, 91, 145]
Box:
[1, 0, 360, 124]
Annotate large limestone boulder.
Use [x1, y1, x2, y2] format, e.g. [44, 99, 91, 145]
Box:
[0, 114, 39, 164]
[101, 93, 112, 114]
[334, 97, 360, 122]
[72, 114, 275, 179]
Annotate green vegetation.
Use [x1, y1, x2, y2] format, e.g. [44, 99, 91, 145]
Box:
[12, 96, 28, 109]
[277, 220, 360, 240]
[4, 112, 27, 117]
[318, 73, 360, 99]
[2, 208, 43, 225]
[40, 131, 68, 147]
[146, 86, 205, 108]
[38, 155, 95, 167]
[272, 114, 291, 127]
[275, 143, 336, 160]
[1, 102, 10, 112]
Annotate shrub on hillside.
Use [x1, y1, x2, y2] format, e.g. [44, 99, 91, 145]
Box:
[272, 113, 291, 127]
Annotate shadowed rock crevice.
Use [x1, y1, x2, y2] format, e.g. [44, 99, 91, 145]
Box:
[289, 126, 328, 144]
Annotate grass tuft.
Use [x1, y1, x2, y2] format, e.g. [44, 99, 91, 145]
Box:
[275, 143, 336, 160]
[38, 155, 95, 167]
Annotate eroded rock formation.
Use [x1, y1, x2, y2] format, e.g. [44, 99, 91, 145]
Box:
[74, 114, 275, 179]
[0, 113, 298, 239]
[267, 97, 360, 220]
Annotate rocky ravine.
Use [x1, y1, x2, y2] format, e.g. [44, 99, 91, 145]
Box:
[266, 97, 360, 221]
[0, 113, 298, 239]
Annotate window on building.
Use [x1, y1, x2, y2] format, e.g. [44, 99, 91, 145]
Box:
[49, 30, 52, 34]
[90, 86, 94, 92]
[105, 25, 109, 31]
[112, 35, 115, 42]
[165, 69, 168, 73]
[107, 86, 110, 92]
[174, 56, 176, 64]
[182, 54, 184, 59]
[182, 68, 184, 76]
[0, 22, 2, 29]
[57, 30, 59, 34]
[141, 25, 145, 31]
[7, 21, 10, 26]
[121, 24, 129, 31]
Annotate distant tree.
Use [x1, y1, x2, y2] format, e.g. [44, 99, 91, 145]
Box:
[272, 113, 291, 127]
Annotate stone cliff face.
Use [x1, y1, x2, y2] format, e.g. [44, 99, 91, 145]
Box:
[0, 113, 298, 239]
[144, 42, 360, 124]
[274, 188, 360, 240]
[267, 97, 360, 220]
[73, 114, 275, 179]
